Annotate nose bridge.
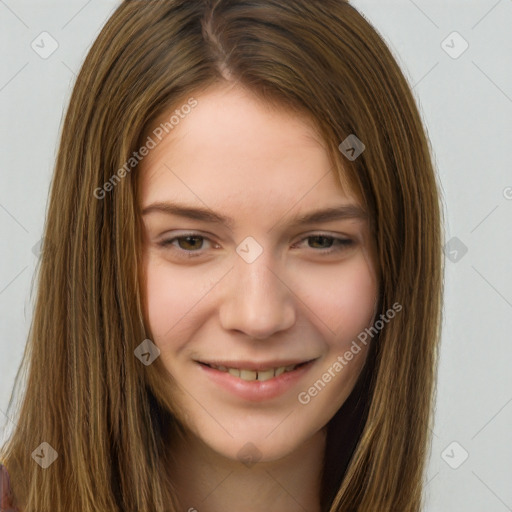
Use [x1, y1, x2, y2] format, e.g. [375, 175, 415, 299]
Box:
[219, 247, 296, 339]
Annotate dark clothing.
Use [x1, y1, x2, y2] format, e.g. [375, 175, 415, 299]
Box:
[0, 464, 18, 512]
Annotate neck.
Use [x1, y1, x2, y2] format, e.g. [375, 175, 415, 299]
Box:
[160, 361, 372, 512]
[167, 427, 326, 512]
[321, 358, 373, 510]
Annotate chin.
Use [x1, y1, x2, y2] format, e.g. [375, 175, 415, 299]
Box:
[190, 421, 322, 466]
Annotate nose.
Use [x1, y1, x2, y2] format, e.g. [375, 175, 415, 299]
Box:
[218, 251, 296, 340]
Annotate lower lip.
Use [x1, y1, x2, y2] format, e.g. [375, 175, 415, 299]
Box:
[197, 360, 316, 402]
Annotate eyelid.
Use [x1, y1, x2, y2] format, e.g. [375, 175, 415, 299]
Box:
[157, 231, 355, 259]
[158, 230, 353, 242]
[291, 232, 353, 245]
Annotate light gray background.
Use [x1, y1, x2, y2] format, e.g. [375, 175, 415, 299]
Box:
[1, 1, 511, 510]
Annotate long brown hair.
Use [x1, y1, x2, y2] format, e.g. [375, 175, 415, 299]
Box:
[0, 1, 444, 510]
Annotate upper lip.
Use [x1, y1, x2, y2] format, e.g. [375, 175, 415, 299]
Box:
[196, 358, 316, 371]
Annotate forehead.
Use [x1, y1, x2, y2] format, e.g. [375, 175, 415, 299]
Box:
[138, 83, 360, 213]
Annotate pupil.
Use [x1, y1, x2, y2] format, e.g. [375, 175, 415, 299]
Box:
[180, 236, 202, 250]
[310, 236, 332, 249]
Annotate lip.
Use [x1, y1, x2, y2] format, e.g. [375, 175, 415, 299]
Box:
[196, 358, 317, 402]
[195, 358, 314, 371]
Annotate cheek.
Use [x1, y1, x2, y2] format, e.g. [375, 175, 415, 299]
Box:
[143, 254, 203, 343]
[296, 255, 378, 338]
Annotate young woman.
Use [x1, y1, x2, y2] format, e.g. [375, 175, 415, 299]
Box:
[0, 0, 444, 510]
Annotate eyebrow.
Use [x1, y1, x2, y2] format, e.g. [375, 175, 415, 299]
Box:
[141, 201, 368, 230]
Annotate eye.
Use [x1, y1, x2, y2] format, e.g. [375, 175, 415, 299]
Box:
[158, 232, 354, 259]
[158, 233, 214, 258]
[293, 234, 354, 255]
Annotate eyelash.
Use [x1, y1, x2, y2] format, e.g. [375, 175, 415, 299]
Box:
[158, 233, 354, 259]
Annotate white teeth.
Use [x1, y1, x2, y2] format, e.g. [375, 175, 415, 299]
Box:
[240, 369, 257, 381]
[208, 363, 300, 381]
[274, 366, 285, 376]
[256, 369, 275, 381]
[228, 368, 241, 378]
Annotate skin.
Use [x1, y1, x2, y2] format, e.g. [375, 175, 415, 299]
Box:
[138, 82, 379, 512]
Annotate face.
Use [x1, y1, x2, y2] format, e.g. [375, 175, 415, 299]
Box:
[139, 82, 379, 463]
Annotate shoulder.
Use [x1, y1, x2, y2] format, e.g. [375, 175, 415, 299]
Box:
[0, 463, 18, 512]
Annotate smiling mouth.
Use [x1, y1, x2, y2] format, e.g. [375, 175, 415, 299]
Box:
[197, 361, 313, 382]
